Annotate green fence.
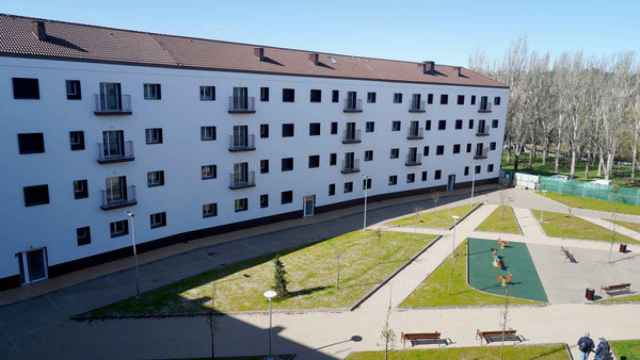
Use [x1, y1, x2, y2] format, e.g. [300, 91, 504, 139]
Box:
[539, 176, 640, 206]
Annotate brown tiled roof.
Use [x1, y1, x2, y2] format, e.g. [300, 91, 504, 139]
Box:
[0, 14, 507, 88]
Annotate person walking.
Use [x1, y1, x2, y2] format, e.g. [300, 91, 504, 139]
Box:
[577, 333, 595, 360]
[595, 337, 612, 360]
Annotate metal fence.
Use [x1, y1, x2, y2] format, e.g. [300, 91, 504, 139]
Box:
[539, 176, 640, 206]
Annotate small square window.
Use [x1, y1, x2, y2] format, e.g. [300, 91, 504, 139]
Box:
[69, 131, 85, 151]
[12, 78, 40, 99]
[282, 158, 294, 171]
[328, 183, 336, 196]
[282, 88, 295, 102]
[330, 153, 337, 166]
[438, 120, 446, 130]
[144, 83, 161, 100]
[145, 128, 163, 144]
[76, 226, 91, 246]
[468, 119, 475, 129]
[18, 133, 45, 154]
[388, 175, 397, 186]
[363, 177, 372, 190]
[393, 93, 403, 103]
[201, 126, 216, 141]
[457, 95, 464, 105]
[453, 144, 461, 154]
[332, 90, 339, 103]
[392, 121, 401, 132]
[406, 173, 415, 183]
[475, 165, 482, 174]
[364, 150, 374, 162]
[436, 145, 444, 155]
[260, 124, 269, 138]
[488, 164, 495, 172]
[310, 89, 322, 103]
[427, 93, 434, 104]
[150, 212, 167, 229]
[260, 87, 269, 102]
[423, 146, 430, 156]
[494, 97, 501, 105]
[66, 80, 81, 100]
[308, 155, 320, 168]
[282, 124, 295, 137]
[260, 159, 269, 174]
[281, 190, 293, 204]
[490, 142, 497, 151]
[344, 182, 353, 193]
[235, 198, 248, 212]
[440, 94, 448, 105]
[331, 122, 338, 135]
[260, 194, 269, 208]
[366, 121, 375, 133]
[390, 148, 399, 159]
[471, 95, 477, 105]
[492, 119, 499, 128]
[147, 170, 165, 187]
[202, 165, 217, 179]
[367, 92, 376, 103]
[309, 123, 321, 136]
[110, 219, 129, 238]
[203, 203, 218, 218]
[425, 120, 432, 131]
[467, 143, 472, 153]
[200, 86, 216, 101]
[421, 171, 427, 181]
[23, 184, 49, 207]
[455, 119, 463, 130]
[464, 166, 470, 176]
[73, 179, 88, 199]
[435, 170, 442, 180]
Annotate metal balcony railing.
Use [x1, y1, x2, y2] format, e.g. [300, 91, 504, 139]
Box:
[474, 149, 489, 160]
[409, 100, 426, 113]
[228, 134, 256, 152]
[94, 94, 132, 115]
[100, 185, 137, 210]
[97, 141, 135, 164]
[405, 153, 423, 166]
[407, 127, 424, 140]
[478, 102, 492, 113]
[342, 129, 362, 144]
[341, 159, 360, 174]
[228, 96, 256, 113]
[476, 126, 490, 136]
[343, 98, 363, 113]
[229, 171, 256, 189]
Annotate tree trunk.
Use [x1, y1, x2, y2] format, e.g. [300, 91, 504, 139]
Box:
[554, 141, 561, 173]
[632, 119, 639, 179]
[541, 138, 549, 166]
[598, 153, 604, 177]
[570, 148, 577, 178]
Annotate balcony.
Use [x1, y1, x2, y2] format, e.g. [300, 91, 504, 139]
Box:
[409, 100, 426, 113]
[341, 159, 360, 174]
[478, 103, 492, 113]
[474, 149, 489, 160]
[228, 96, 256, 114]
[94, 94, 132, 115]
[229, 171, 256, 190]
[228, 134, 256, 152]
[405, 153, 423, 166]
[343, 99, 363, 113]
[100, 185, 137, 210]
[476, 127, 490, 137]
[97, 141, 135, 164]
[342, 129, 362, 144]
[407, 127, 424, 140]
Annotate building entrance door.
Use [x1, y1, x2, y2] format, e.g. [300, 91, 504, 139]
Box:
[303, 195, 315, 217]
[17, 247, 48, 284]
[447, 174, 456, 192]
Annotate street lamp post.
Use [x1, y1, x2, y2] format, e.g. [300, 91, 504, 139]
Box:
[451, 215, 460, 256]
[471, 166, 476, 199]
[126, 211, 140, 297]
[363, 176, 369, 231]
[263, 290, 277, 360]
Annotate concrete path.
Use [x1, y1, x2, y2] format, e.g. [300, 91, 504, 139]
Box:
[579, 215, 640, 243]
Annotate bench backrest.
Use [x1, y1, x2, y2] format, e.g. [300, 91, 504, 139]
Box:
[402, 332, 441, 340]
[479, 330, 516, 337]
[603, 283, 631, 290]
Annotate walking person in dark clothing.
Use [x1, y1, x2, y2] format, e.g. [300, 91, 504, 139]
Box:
[578, 333, 595, 360]
[595, 337, 612, 360]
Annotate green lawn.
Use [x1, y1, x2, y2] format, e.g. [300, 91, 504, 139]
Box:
[531, 210, 639, 244]
[612, 219, 640, 233]
[400, 240, 539, 308]
[599, 293, 640, 304]
[346, 344, 569, 360]
[611, 339, 640, 359]
[389, 203, 479, 229]
[83, 231, 436, 317]
[475, 205, 522, 234]
[540, 192, 640, 216]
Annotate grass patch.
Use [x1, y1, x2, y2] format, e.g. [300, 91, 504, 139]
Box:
[611, 339, 640, 359]
[84, 231, 436, 316]
[400, 240, 539, 308]
[540, 192, 640, 216]
[476, 205, 522, 234]
[346, 343, 569, 359]
[531, 210, 639, 244]
[389, 203, 479, 229]
[599, 293, 640, 304]
[612, 220, 640, 233]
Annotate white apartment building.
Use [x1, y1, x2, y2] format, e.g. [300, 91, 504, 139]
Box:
[0, 14, 509, 289]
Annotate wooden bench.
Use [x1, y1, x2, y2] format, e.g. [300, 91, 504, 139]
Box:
[401, 332, 447, 347]
[476, 329, 521, 344]
[601, 283, 631, 296]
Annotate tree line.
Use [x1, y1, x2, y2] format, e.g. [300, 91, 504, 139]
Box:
[468, 38, 640, 181]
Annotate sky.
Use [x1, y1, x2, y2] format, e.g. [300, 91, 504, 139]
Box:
[2, 0, 639, 66]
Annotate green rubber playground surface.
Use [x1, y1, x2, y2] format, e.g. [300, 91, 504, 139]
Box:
[467, 238, 548, 302]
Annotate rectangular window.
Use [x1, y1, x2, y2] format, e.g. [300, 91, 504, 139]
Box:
[468, 119, 475, 129]
[328, 183, 336, 196]
[66, 80, 81, 100]
[12, 78, 40, 99]
[200, 86, 215, 101]
[406, 173, 415, 183]
[282, 88, 295, 102]
[457, 95, 464, 105]
[488, 164, 495, 172]
[18, 133, 45, 154]
[393, 93, 403, 103]
[309, 123, 321, 136]
[281, 190, 293, 204]
[440, 94, 448, 105]
[427, 93, 434, 104]
[475, 165, 482, 174]
[282, 124, 295, 137]
[201, 165, 217, 179]
[364, 150, 374, 161]
[110, 220, 129, 238]
[310, 89, 322, 103]
[332, 90, 339, 103]
[363, 177, 372, 190]
[436, 145, 444, 155]
[388, 175, 397, 186]
[147, 170, 165, 187]
[23, 185, 49, 207]
[344, 182, 353, 193]
[435, 170, 442, 180]
[425, 120, 432, 131]
[73, 179, 88, 199]
[308, 155, 320, 168]
[150, 212, 167, 229]
[260, 87, 269, 102]
[203, 203, 218, 218]
[366, 121, 375, 133]
[421, 171, 428, 181]
[260, 124, 269, 138]
[453, 144, 461, 154]
[234, 198, 248, 212]
[281, 157, 294, 171]
[492, 119, 499, 128]
[464, 166, 470, 176]
[392, 121, 401, 132]
[471, 95, 477, 105]
[455, 119, 463, 130]
[490, 142, 497, 151]
[330, 153, 337, 166]
[201, 126, 216, 141]
[367, 92, 377, 103]
[331, 122, 338, 135]
[494, 97, 501, 106]
[143, 83, 161, 100]
[438, 120, 446, 130]
[390, 148, 399, 159]
[423, 146, 430, 156]
[467, 143, 472, 153]
[260, 159, 269, 174]
[69, 131, 85, 151]
[76, 226, 91, 246]
[145, 128, 163, 144]
[260, 194, 269, 208]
